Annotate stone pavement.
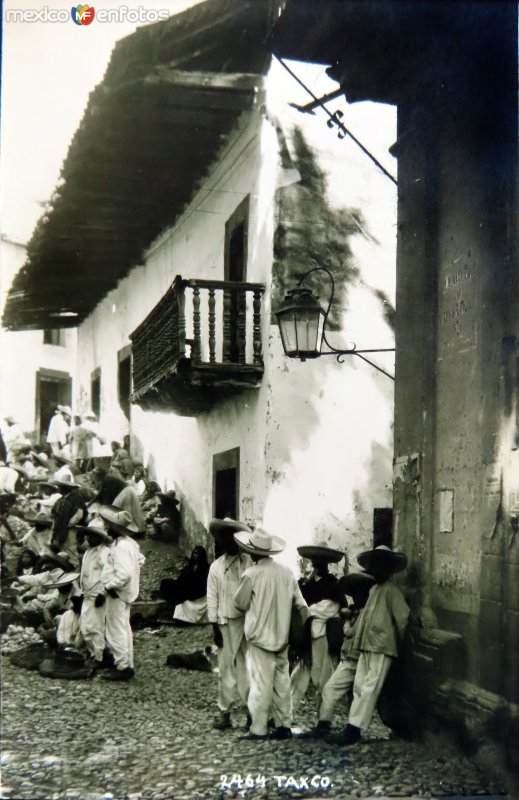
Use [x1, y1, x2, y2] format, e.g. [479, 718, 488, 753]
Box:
[1, 622, 508, 800]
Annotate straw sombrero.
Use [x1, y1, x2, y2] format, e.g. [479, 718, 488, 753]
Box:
[297, 542, 345, 563]
[234, 528, 286, 556]
[357, 545, 408, 574]
[209, 517, 251, 537]
[98, 505, 138, 535]
[46, 571, 80, 588]
[23, 510, 53, 527]
[76, 517, 112, 544]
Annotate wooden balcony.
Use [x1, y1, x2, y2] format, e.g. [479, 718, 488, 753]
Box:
[130, 275, 265, 415]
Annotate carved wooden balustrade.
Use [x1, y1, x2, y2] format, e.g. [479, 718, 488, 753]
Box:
[130, 274, 265, 415]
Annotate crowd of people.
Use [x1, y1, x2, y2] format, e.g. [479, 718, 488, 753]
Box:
[1, 409, 410, 742]
[204, 518, 409, 743]
[0, 409, 183, 680]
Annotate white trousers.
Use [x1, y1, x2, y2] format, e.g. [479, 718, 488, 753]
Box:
[319, 657, 358, 721]
[105, 596, 133, 670]
[217, 617, 249, 712]
[80, 597, 106, 661]
[290, 635, 335, 715]
[247, 644, 292, 736]
[348, 651, 392, 730]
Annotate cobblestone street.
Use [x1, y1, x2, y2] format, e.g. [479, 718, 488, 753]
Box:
[1, 618, 508, 800]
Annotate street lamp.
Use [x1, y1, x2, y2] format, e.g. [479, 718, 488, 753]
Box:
[275, 267, 395, 379]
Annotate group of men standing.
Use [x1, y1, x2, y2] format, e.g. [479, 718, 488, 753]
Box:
[77, 506, 145, 679]
[206, 517, 409, 744]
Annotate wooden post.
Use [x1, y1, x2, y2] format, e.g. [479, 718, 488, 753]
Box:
[192, 284, 201, 362]
[237, 288, 246, 364]
[176, 280, 187, 359]
[253, 288, 263, 365]
[223, 289, 232, 363]
[208, 288, 216, 363]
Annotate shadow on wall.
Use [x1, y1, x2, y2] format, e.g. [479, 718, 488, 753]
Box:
[267, 126, 366, 478]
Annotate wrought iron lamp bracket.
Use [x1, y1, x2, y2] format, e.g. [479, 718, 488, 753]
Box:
[296, 267, 395, 380]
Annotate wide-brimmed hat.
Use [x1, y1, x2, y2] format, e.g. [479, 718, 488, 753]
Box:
[357, 545, 408, 574]
[40, 554, 75, 572]
[23, 510, 53, 527]
[83, 410, 97, 420]
[11, 465, 29, 478]
[158, 491, 180, 508]
[234, 527, 286, 556]
[57, 405, 73, 416]
[52, 473, 79, 490]
[4, 415, 18, 425]
[30, 451, 49, 467]
[297, 542, 345, 563]
[209, 517, 251, 537]
[339, 571, 376, 596]
[98, 505, 139, 535]
[46, 571, 80, 588]
[76, 516, 112, 544]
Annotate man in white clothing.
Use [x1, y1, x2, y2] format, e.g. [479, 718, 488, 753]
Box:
[47, 406, 71, 455]
[99, 505, 145, 681]
[234, 529, 308, 740]
[77, 517, 112, 666]
[207, 518, 253, 730]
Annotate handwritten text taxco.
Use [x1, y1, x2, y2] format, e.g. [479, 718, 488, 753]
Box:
[219, 773, 332, 792]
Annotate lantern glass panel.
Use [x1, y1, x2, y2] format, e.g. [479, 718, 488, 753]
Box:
[278, 312, 298, 354]
[295, 309, 321, 354]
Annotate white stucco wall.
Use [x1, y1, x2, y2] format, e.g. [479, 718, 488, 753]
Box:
[75, 77, 396, 571]
[0, 239, 77, 438]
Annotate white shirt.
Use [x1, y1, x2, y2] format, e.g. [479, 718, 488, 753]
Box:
[21, 526, 52, 557]
[80, 543, 111, 598]
[47, 413, 69, 447]
[0, 465, 18, 492]
[206, 552, 253, 625]
[234, 558, 308, 652]
[101, 536, 145, 603]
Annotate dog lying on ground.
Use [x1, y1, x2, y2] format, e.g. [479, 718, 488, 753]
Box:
[165, 644, 218, 673]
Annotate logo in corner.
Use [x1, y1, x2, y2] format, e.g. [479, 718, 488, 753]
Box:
[71, 4, 95, 25]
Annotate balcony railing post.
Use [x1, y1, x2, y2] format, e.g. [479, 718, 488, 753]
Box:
[222, 289, 232, 363]
[237, 288, 246, 365]
[176, 278, 187, 358]
[208, 288, 216, 363]
[253, 288, 263, 364]
[192, 284, 202, 362]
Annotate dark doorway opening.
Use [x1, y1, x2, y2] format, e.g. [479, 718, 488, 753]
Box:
[373, 507, 393, 548]
[213, 448, 240, 555]
[224, 197, 249, 363]
[35, 369, 72, 442]
[118, 346, 132, 420]
[91, 368, 101, 417]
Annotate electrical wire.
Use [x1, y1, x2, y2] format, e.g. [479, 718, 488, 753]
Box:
[275, 55, 398, 187]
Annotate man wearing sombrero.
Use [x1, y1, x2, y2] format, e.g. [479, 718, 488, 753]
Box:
[20, 510, 53, 557]
[234, 528, 308, 740]
[98, 506, 145, 681]
[327, 545, 409, 746]
[310, 571, 375, 737]
[77, 517, 113, 667]
[291, 542, 347, 717]
[49, 473, 87, 568]
[206, 518, 253, 730]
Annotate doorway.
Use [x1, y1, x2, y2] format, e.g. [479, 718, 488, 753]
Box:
[35, 369, 72, 442]
[213, 447, 240, 520]
[224, 197, 249, 363]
